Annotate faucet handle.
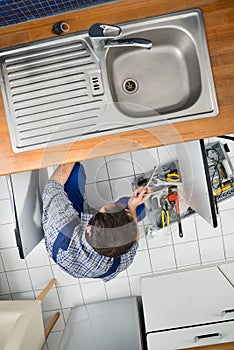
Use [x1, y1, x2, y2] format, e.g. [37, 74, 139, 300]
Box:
[89, 23, 122, 38]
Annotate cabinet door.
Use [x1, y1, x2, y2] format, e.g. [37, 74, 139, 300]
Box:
[141, 267, 234, 333]
[219, 263, 234, 288]
[147, 321, 234, 350]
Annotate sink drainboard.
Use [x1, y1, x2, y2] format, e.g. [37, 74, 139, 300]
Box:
[0, 36, 105, 153]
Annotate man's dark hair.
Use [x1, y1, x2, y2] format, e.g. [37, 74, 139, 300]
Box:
[86, 203, 138, 258]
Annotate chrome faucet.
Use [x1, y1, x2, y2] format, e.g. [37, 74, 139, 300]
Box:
[88, 23, 152, 51]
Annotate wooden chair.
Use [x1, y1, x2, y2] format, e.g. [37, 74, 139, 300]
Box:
[0, 278, 60, 350]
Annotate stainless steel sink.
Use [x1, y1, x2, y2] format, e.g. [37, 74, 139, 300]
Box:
[0, 9, 218, 153]
[104, 9, 218, 121]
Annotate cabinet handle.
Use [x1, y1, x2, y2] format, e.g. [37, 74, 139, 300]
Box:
[221, 308, 234, 316]
[194, 333, 223, 342]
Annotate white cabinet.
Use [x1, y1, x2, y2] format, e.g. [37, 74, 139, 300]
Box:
[141, 266, 234, 349]
[147, 321, 234, 350]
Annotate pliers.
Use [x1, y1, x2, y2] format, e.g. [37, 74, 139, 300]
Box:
[160, 197, 170, 228]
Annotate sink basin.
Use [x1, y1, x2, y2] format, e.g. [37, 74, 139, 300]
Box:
[105, 9, 218, 120]
[0, 9, 218, 153]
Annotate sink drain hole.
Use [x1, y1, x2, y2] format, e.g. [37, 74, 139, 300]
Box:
[123, 78, 138, 94]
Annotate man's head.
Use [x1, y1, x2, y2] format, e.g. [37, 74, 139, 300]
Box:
[86, 203, 138, 258]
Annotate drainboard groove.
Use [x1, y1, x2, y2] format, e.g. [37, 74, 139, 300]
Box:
[0, 36, 105, 152]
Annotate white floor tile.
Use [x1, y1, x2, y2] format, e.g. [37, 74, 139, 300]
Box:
[46, 331, 63, 350]
[43, 310, 65, 332]
[0, 199, 13, 225]
[223, 233, 234, 259]
[137, 225, 148, 251]
[174, 241, 201, 268]
[6, 269, 32, 293]
[0, 272, 11, 295]
[146, 226, 173, 248]
[105, 277, 131, 299]
[110, 176, 134, 201]
[220, 209, 234, 235]
[0, 176, 10, 199]
[1, 247, 27, 271]
[0, 254, 4, 273]
[158, 144, 177, 164]
[0, 223, 16, 248]
[127, 250, 152, 276]
[29, 266, 53, 291]
[106, 152, 134, 179]
[131, 148, 159, 175]
[149, 245, 176, 272]
[57, 285, 83, 309]
[51, 265, 78, 287]
[81, 280, 107, 304]
[83, 157, 108, 184]
[195, 215, 222, 239]
[129, 274, 151, 296]
[26, 241, 50, 268]
[38, 288, 61, 312]
[12, 291, 35, 300]
[218, 196, 234, 211]
[85, 181, 113, 209]
[172, 216, 197, 244]
[199, 236, 225, 264]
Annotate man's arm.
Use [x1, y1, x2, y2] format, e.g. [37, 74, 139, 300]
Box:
[50, 163, 75, 185]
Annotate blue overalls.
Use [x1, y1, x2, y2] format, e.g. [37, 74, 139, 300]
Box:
[52, 163, 145, 279]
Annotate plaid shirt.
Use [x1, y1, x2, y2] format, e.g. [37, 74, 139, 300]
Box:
[42, 180, 138, 282]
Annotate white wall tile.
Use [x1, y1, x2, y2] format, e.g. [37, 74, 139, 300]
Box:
[1, 247, 27, 271]
[83, 157, 108, 184]
[26, 241, 50, 268]
[29, 266, 53, 291]
[0, 176, 10, 199]
[0, 272, 11, 295]
[85, 181, 112, 209]
[220, 209, 234, 234]
[195, 215, 222, 239]
[6, 269, 32, 293]
[106, 153, 134, 179]
[51, 265, 78, 287]
[0, 294, 12, 300]
[174, 241, 201, 268]
[57, 285, 83, 308]
[223, 234, 234, 259]
[149, 245, 176, 272]
[105, 277, 131, 299]
[0, 199, 13, 225]
[131, 148, 159, 175]
[0, 223, 16, 248]
[81, 280, 107, 304]
[199, 236, 225, 264]
[172, 216, 197, 244]
[110, 176, 134, 201]
[127, 250, 152, 276]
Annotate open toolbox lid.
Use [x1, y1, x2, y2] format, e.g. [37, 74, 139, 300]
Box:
[176, 139, 217, 228]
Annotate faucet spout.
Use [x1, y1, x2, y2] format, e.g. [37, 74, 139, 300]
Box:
[88, 23, 152, 51]
[104, 38, 152, 50]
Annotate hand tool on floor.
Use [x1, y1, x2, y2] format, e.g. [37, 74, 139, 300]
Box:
[160, 197, 170, 228]
[167, 186, 183, 238]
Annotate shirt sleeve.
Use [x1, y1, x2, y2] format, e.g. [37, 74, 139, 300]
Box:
[42, 179, 81, 235]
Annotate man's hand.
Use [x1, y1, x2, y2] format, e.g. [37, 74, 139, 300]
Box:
[128, 187, 149, 215]
[50, 163, 75, 185]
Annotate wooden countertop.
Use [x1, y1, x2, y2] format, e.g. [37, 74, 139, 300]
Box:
[0, 0, 233, 175]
